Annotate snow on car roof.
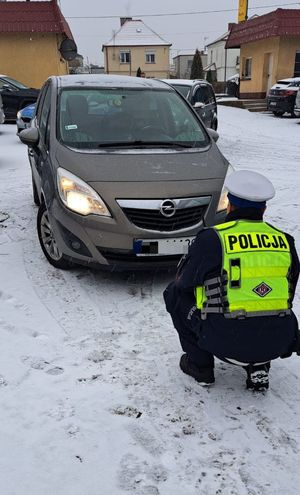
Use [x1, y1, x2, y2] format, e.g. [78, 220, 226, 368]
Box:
[276, 77, 300, 84]
[55, 74, 172, 90]
[159, 79, 207, 86]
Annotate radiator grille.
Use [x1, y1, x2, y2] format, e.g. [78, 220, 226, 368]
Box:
[122, 204, 206, 232]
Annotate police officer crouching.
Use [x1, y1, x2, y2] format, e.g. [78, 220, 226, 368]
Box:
[164, 170, 299, 391]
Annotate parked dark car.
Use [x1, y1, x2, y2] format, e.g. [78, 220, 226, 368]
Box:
[267, 77, 300, 117]
[160, 79, 218, 130]
[0, 93, 4, 124]
[0, 75, 39, 121]
[16, 103, 36, 135]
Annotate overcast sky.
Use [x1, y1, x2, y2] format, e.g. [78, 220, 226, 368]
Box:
[57, 0, 300, 65]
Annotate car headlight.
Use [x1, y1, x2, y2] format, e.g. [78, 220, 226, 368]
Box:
[217, 163, 234, 212]
[17, 111, 21, 120]
[57, 167, 111, 217]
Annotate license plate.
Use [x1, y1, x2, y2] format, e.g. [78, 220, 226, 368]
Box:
[133, 236, 195, 256]
[270, 102, 277, 106]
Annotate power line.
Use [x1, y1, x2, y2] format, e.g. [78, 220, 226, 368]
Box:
[66, 2, 300, 19]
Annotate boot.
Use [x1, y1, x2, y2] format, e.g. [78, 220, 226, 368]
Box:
[179, 354, 215, 385]
[245, 363, 270, 391]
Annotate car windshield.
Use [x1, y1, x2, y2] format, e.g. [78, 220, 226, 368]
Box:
[57, 87, 209, 149]
[2, 76, 28, 89]
[170, 84, 191, 98]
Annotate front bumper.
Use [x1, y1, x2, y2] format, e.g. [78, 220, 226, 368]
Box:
[47, 194, 226, 270]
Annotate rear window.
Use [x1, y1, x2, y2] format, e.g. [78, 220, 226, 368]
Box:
[57, 87, 209, 150]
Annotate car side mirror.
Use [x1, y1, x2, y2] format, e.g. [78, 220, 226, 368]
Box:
[19, 127, 39, 146]
[194, 101, 205, 109]
[207, 128, 219, 142]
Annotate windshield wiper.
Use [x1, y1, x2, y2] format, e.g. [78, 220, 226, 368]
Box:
[97, 140, 194, 149]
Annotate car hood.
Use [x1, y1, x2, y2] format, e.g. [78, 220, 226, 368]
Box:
[55, 142, 228, 182]
[20, 104, 36, 117]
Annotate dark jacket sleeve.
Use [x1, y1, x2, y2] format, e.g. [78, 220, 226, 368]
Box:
[163, 228, 222, 317]
[174, 228, 222, 290]
[285, 233, 300, 301]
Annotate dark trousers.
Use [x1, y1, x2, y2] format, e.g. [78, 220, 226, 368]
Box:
[164, 286, 214, 367]
[164, 282, 298, 368]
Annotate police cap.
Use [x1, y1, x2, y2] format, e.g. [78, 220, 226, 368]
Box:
[225, 170, 275, 204]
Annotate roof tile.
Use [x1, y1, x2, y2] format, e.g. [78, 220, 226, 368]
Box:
[226, 9, 300, 48]
[0, 0, 73, 38]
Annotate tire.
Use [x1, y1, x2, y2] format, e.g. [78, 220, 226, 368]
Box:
[37, 203, 72, 269]
[32, 174, 40, 206]
[273, 111, 284, 117]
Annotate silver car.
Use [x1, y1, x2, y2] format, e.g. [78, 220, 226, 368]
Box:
[20, 74, 232, 270]
[0, 93, 5, 124]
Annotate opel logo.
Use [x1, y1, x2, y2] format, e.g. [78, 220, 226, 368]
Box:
[160, 199, 176, 218]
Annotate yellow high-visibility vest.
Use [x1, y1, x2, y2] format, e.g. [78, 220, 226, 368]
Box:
[196, 220, 292, 319]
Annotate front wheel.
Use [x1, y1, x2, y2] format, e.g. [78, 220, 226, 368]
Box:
[37, 203, 72, 269]
[273, 111, 284, 117]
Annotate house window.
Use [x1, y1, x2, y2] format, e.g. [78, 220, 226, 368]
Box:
[145, 52, 156, 64]
[294, 51, 300, 77]
[243, 57, 252, 79]
[120, 51, 130, 64]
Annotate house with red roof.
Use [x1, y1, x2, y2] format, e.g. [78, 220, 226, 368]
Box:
[0, 0, 76, 88]
[226, 9, 300, 99]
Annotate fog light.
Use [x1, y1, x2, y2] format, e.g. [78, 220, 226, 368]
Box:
[71, 241, 81, 250]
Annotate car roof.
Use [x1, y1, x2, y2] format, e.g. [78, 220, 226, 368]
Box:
[160, 79, 208, 86]
[276, 77, 300, 83]
[53, 74, 173, 90]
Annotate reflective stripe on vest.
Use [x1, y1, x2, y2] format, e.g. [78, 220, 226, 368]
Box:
[196, 220, 292, 318]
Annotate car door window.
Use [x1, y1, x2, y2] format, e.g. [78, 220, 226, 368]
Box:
[0, 80, 15, 91]
[193, 86, 210, 105]
[207, 86, 216, 103]
[36, 84, 48, 122]
[37, 85, 51, 148]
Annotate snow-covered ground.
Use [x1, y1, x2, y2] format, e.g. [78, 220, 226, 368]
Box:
[0, 108, 300, 495]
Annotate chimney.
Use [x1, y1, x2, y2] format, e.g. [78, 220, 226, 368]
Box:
[228, 23, 237, 31]
[120, 17, 132, 26]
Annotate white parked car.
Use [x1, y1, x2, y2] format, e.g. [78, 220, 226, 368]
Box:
[0, 93, 5, 124]
[267, 77, 300, 117]
[294, 88, 300, 117]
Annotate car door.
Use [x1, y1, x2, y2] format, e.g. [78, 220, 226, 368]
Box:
[29, 83, 52, 199]
[191, 84, 210, 127]
[0, 79, 19, 121]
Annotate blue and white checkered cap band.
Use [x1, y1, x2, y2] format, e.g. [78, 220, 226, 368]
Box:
[227, 193, 266, 209]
